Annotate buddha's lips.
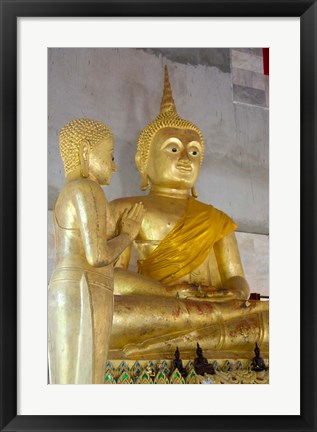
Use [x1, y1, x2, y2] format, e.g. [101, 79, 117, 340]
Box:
[176, 164, 192, 173]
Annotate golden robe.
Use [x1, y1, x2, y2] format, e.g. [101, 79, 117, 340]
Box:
[138, 197, 237, 283]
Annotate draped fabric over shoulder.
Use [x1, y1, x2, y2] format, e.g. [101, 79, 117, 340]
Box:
[138, 196, 237, 283]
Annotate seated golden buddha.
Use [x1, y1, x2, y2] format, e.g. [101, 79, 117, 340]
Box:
[108, 67, 269, 360]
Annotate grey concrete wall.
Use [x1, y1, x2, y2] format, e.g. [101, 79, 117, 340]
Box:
[48, 48, 269, 234]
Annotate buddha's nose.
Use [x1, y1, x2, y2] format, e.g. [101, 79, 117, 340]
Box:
[112, 162, 117, 172]
[180, 149, 190, 162]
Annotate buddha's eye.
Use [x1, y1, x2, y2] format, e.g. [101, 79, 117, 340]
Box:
[189, 149, 199, 156]
[112, 156, 115, 161]
[163, 141, 182, 153]
[167, 146, 179, 153]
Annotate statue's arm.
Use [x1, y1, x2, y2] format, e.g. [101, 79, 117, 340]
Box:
[213, 232, 250, 300]
[114, 245, 132, 268]
[109, 200, 134, 269]
[74, 182, 131, 267]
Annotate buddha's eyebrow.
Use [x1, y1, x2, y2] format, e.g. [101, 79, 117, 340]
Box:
[160, 137, 184, 149]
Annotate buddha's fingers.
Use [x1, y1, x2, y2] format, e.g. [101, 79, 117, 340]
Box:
[120, 208, 129, 220]
[127, 203, 140, 219]
[135, 202, 145, 222]
[129, 203, 144, 223]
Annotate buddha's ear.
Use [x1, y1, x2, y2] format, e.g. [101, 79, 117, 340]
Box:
[79, 139, 90, 178]
[135, 152, 142, 172]
[135, 152, 149, 191]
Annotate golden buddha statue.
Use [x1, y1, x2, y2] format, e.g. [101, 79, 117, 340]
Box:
[108, 67, 269, 360]
[48, 118, 144, 384]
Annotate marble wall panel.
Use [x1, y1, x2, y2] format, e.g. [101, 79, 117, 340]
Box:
[233, 84, 266, 107]
[234, 48, 263, 57]
[231, 49, 269, 108]
[231, 49, 263, 73]
[264, 75, 269, 107]
[232, 67, 266, 91]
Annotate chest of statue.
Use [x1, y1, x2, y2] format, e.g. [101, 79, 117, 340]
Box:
[138, 196, 188, 241]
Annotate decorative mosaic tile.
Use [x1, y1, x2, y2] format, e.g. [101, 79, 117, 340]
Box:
[103, 359, 269, 384]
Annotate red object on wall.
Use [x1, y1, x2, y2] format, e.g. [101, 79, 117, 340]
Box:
[263, 48, 269, 75]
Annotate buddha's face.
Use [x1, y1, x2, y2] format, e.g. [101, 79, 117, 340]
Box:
[146, 127, 202, 190]
[89, 135, 117, 185]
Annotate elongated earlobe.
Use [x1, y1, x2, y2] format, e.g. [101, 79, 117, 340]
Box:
[80, 140, 90, 178]
[140, 172, 150, 191]
[191, 186, 198, 198]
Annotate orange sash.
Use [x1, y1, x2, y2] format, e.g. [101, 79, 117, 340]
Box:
[137, 196, 237, 283]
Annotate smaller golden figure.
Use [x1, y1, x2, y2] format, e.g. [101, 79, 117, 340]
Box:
[48, 119, 144, 384]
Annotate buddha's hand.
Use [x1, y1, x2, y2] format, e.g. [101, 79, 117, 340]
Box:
[176, 283, 218, 300]
[200, 286, 249, 302]
[201, 287, 236, 302]
[176, 284, 236, 302]
[118, 203, 145, 241]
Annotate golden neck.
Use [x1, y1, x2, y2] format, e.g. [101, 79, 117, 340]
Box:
[65, 167, 99, 184]
[65, 167, 82, 181]
[149, 185, 190, 199]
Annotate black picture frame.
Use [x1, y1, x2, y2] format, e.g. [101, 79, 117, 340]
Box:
[1, 1, 316, 431]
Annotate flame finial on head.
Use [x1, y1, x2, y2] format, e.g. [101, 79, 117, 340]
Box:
[160, 66, 176, 114]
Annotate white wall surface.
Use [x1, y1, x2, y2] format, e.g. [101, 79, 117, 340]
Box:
[48, 48, 269, 234]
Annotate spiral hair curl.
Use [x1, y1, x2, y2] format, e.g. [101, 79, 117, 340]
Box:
[59, 118, 112, 176]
